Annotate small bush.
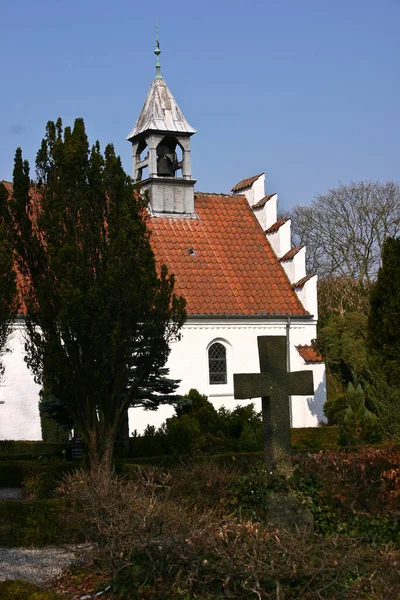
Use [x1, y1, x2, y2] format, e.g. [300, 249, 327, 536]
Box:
[323, 394, 348, 425]
[0, 580, 63, 599]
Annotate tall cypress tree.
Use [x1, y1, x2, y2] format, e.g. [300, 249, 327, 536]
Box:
[368, 237, 400, 387]
[8, 119, 186, 473]
[0, 183, 17, 378]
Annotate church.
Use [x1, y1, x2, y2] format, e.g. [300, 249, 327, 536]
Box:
[0, 42, 326, 440]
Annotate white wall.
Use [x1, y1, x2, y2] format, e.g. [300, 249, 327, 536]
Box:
[0, 317, 326, 440]
[128, 316, 326, 434]
[0, 323, 42, 440]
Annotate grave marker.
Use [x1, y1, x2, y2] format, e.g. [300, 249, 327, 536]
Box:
[234, 335, 314, 477]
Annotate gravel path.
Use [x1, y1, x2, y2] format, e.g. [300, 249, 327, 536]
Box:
[0, 488, 24, 500]
[0, 545, 83, 585]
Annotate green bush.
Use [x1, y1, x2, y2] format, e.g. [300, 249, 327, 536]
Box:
[0, 461, 79, 496]
[0, 580, 63, 599]
[0, 498, 81, 546]
[290, 426, 339, 449]
[323, 394, 348, 425]
[0, 441, 71, 460]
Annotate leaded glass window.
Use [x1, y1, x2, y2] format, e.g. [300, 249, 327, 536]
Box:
[208, 342, 227, 385]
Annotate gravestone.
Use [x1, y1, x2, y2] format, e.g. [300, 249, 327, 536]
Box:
[234, 335, 314, 478]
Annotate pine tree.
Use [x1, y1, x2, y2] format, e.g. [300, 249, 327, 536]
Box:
[7, 119, 186, 473]
[368, 237, 400, 387]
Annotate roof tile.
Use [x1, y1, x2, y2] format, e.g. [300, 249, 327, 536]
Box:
[149, 193, 308, 317]
[231, 174, 264, 193]
[296, 345, 323, 363]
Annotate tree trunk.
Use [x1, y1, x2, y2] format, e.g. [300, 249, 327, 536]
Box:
[85, 428, 115, 476]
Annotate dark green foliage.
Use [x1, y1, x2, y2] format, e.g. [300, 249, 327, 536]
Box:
[323, 394, 348, 425]
[316, 312, 369, 388]
[7, 119, 186, 472]
[0, 580, 63, 600]
[290, 426, 339, 449]
[339, 383, 382, 446]
[0, 182, 17, 376]
[0, 460, 77, 492]
[163, 389, 263, 454]
[368, 237, 400, 387]
[0, 498, 80, 546]
[0, 440, 70, 460]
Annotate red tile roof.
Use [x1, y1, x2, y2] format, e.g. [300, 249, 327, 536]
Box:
[231, 174, 264, 193]
[253, 193, 276, 210]
[280, 246, 304, 261]
[296, 345, 323, 363]
[292, 274, 313, 288]
[265, 218, 289, 234]
[149, 193, 308, 317]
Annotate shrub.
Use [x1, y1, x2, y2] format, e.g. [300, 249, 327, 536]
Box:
[0, 461, 78, 495]
[323, 394, 348, 425]
[339, 383, 382, 446]
[0, 498, 80, 546]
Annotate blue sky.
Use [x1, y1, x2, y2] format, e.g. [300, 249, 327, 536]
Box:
[1, 0, 399, 210]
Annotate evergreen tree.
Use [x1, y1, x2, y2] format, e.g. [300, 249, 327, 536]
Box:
[0, 183, 17, 378]
[7, 119, 186, 473]
[339, 382, 381, 446]
[368, 237, 400, 387]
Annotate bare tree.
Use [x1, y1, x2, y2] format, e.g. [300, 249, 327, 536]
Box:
[290, 181, 400, 282]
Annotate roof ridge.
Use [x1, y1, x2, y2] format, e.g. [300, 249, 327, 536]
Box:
[231, 173, 264, 193]
[280, 245, 305, 261]
[252, 193, 276, 210]
[265, 218, 289, 234]
[292, 274, 313, 288]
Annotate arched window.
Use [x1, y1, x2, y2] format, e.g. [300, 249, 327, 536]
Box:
[208, 342, 227, 385]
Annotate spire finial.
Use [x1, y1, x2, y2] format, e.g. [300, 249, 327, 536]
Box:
[154, 25, 162, 79]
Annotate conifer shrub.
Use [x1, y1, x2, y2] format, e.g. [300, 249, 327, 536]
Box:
[339, 383, 382, 446]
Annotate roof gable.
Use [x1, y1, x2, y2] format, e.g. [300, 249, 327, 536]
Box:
[148, 193, 308, 317]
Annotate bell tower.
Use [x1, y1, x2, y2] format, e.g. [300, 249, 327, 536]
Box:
[126, 35, 197, 215]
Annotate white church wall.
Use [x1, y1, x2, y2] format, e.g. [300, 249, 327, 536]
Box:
[264, 194, 278, 229]
[280, 246, 306, 284]
[0, 322, 42, 440]
[266, 219, 291, 258]
[0, 317, 324, 440]
[294, 276, 318, 319]
[129, 316, 324, 434]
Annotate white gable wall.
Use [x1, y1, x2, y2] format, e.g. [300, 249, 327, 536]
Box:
[129, 316, 326, 433]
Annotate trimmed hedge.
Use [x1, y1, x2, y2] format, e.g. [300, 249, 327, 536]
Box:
[291, 426, 339, 449]
[0, 461, 79, 494]
[0, 580, 63, 599]
[0, 441, 71, 461]
[0, 498, 81, 546]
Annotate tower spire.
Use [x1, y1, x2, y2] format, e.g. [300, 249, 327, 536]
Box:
[155, 25, 162, 79]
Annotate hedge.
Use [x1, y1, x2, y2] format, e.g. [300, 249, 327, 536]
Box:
[0, 461, 79, 494]
[0, 498, 82, 546]
[0, 441, 71, 461]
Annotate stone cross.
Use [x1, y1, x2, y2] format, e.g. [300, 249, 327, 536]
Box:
[234, 335, 314, 478]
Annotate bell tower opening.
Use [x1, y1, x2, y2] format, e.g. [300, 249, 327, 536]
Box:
[135, 140, 149, 181]
[156, 136, 183, 178]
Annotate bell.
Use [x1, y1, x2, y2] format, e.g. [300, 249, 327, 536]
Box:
[157, 156, 174, 177]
